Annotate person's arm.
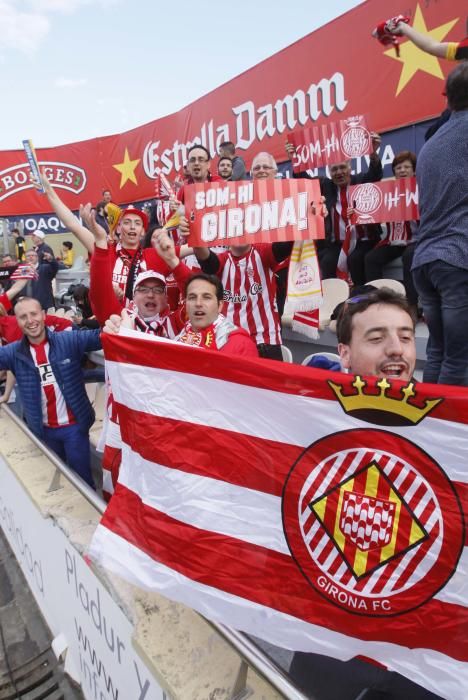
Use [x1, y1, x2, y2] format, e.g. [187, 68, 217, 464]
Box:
[222, 331, 259, 358]
[0, 371, 16, 405]
[272, 242, 294, 264]
[73, 327, 102, 353]
[81, 204, 123, 326]
[30, 169, 94, 253]
[355, 134, 383, 184]
[177, 214, 215, 266]
[42, 253, 59, 278]
[151, 230, 193, 292]
[5, 278, 28, 303]
[0, 344, 15, 372]
[395, 22, 450, 58]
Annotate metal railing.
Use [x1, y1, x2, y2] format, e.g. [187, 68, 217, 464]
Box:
[1, 404, 309, 700]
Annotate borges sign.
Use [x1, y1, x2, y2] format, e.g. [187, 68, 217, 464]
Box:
[185, 179, 325, 247]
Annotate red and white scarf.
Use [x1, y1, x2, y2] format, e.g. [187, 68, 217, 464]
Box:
[284, 241, 322, 339]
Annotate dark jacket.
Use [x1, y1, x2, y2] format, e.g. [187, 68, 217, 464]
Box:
[0, 328, 101, 438]
[25, 258, 58, 310]
[35, 241, 54, 264]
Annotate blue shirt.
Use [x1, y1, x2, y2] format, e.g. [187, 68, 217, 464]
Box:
[412, 110, 468, 271]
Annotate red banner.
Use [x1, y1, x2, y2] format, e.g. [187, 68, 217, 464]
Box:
[349, 177, 419, 224]
[288, 115, 372, 171]
[0, 0, 464, 216]
[184, 179, 324, 247]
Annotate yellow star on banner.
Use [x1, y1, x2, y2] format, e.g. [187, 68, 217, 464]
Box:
[112, 148, 140, 188]
[385, 4, 459, 96]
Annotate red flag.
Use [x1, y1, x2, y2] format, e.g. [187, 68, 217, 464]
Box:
[288, 115, 372, 172]
[90, 332, 468, 700]
[349, 177, 419, 225]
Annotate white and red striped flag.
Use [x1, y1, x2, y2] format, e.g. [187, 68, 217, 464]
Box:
[90, 331, 468, 700]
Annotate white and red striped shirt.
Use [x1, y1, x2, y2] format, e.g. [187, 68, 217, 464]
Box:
[333, 187, 368, 242]
[217, 245, 281, 345]
[29, 340, 75, 428]
[377, 221, 416, 247]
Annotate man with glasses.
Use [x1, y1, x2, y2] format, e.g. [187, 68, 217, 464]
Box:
[170, 145, 223, 208]
[286, 133, 383, 282]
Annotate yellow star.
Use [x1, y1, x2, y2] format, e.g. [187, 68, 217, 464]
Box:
[112, 148, 140, 188]
[385, 4, 459, 96]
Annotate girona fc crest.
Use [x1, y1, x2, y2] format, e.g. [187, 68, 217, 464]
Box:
[282, 429, 464, 616]
[340, 120, 371, 158]
[339, 489, 396, 552]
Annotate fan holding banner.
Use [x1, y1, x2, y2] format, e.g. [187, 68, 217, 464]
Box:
[180, 150, 326, 356]
[286, 126, 383, 286]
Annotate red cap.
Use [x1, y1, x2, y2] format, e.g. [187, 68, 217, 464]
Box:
[118, 205, 148, 230]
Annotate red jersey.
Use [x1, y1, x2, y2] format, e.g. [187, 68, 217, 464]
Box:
[90, 245, 189, 329]
[176, 315, 258, 357]
[108, 243, 176, 294]
[0, 293, 12, 313]
[29, 339, 75, 428]
[215, 245, 282, 345]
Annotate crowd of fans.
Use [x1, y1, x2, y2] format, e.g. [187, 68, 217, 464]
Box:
[0, 39, 466, 700]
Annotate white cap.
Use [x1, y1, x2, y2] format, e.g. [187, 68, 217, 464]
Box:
[133, 270, 166, 292]
[32, 231, 45, 239]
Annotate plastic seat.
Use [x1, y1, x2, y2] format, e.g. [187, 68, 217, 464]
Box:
[301, 351, 341, 367]
[319, 278, 349, 330]
[280, 345, 293, 363]
[367, 278, 406, 296]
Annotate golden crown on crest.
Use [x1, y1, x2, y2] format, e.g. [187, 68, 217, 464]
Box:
[328, 376, 443, 426]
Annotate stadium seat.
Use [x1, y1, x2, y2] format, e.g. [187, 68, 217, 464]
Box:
[367, 278, 406, 296]
[301, 351, 342, 368]
[319, 278, 349, 330]
[280, 345, 294, 363]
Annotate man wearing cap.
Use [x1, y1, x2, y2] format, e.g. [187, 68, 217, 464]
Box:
[30, 230, 54, 264]
[31, 171, 177, 303]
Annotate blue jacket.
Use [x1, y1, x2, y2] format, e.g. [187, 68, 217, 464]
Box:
[0, 328, 101, 438]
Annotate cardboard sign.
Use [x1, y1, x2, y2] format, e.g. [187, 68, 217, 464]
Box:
[349, 177, 419, 224]
[184, 179, 325, 247]
[288, 116, 372, 172]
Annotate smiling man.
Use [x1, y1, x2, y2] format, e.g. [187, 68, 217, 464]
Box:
[336, 287, 416, 381]
[0, 297, 101, 487]
[176, 273, 258, 357]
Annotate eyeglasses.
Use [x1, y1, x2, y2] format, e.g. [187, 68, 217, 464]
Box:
[135, 286, 165, 295]
[188, 157, 209, 164]
[252, 164, 275, 172]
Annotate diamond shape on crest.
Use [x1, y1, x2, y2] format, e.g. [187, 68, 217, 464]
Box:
[309, 462, 428, 579]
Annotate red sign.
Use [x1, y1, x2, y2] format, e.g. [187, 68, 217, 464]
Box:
[349, 177, 419, 224]
[288, 115, 372, 172]
[184, 179, 324, 247]
[0, 0, 464, 216]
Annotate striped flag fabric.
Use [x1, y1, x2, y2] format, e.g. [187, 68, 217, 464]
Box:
[89, 331, 468, 700]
